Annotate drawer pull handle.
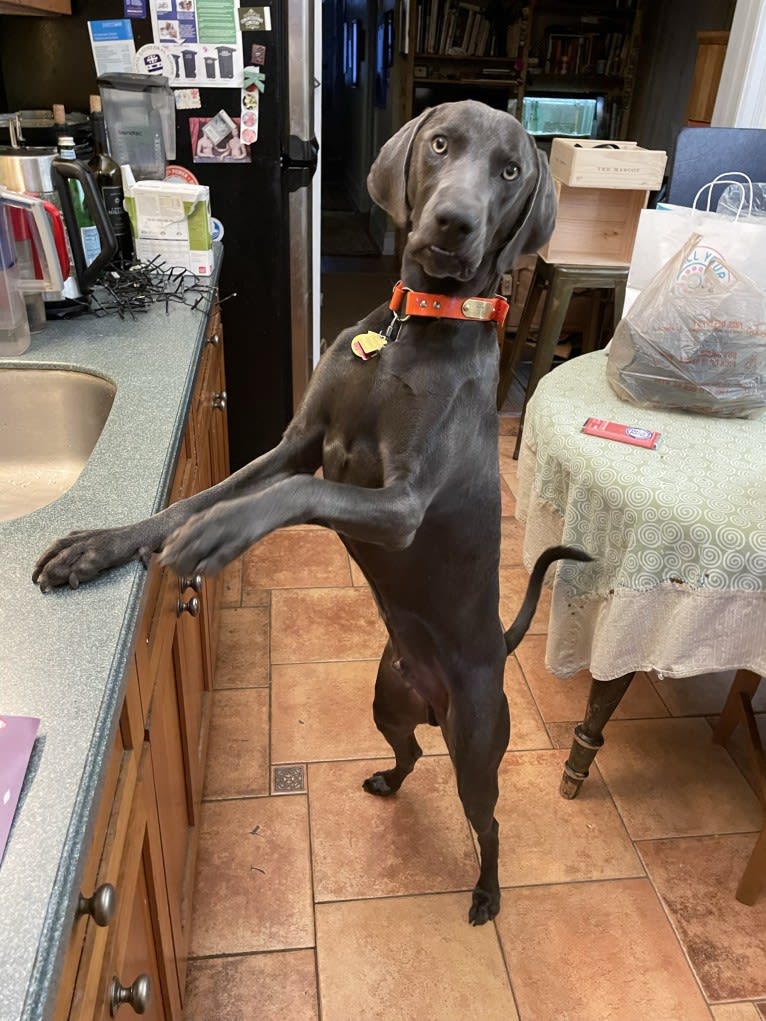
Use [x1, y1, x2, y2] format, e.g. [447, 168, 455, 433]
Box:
[177, 595, 201, 618]
[208, 331, 221, 346]
[77, 883, 117, 927]
[212, 390, 227, 411]
[110, 974, 150, 1015]
[180, 574, 203, 593]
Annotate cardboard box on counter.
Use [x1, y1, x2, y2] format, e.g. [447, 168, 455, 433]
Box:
[123, 168, 214, 275]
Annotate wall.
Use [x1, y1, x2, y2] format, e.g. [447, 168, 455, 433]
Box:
[713, 0, 766, 127]
[0, 0, 149, 111]
[627, 0, 735, 159]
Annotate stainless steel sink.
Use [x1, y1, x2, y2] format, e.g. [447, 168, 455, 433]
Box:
[0, 368, 116, 522]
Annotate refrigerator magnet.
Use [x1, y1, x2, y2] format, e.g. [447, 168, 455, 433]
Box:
[251, 43, 266, 65]
[174, 88, 202, 110]
[134, 43, 177, 79]
[190, 116, 252, 164]
[239, 6, 272, 31]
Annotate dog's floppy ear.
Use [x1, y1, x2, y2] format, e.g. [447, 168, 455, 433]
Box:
[367, 108, 435, 228]
[497, 146, 557, 272]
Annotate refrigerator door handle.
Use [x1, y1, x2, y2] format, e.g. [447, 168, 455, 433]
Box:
[282, 135, 319, 192]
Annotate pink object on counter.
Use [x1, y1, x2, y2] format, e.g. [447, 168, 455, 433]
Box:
[0, 715, 41, 866]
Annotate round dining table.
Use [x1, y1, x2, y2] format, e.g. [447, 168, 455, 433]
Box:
[515, 349, 766, 684]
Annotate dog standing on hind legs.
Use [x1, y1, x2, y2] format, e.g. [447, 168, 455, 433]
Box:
[34, 100, 591, 925]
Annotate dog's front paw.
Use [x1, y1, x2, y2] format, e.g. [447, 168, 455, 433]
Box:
[160, 504, 243, 577]
[33, 527, 145, 592]
[468, 886, 500, 926]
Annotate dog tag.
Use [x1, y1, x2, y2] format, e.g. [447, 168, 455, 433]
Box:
[351, 331, 387, 360]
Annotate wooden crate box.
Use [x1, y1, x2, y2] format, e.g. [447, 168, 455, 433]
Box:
[539, 180, 647, 266]
[550, 138, 667, 191]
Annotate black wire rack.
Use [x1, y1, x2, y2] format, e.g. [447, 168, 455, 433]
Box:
[82, 257, 235, 322]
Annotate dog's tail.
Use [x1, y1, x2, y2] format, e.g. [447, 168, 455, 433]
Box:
[504, 545, 592, 655]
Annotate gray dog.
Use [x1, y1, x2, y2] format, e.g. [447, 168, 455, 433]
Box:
[35, 100, 590, 924]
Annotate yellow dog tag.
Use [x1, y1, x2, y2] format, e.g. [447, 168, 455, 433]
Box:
[351, 331, 387, 360]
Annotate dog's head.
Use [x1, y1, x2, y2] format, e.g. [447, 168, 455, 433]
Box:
[367, 100, 556, 284]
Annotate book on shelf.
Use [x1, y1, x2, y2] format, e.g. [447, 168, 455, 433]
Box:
[543, 29, 626, 76]
[413, 0, 504, 57]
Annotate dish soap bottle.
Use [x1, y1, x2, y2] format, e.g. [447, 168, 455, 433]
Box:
[56, 133, 102, 268]
[88, 95, 132, 262]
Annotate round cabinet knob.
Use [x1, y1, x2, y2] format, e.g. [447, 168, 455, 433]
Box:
[180, 573, 203, 593]
[212, 390, 227, 411]
[208, 331, 221, 346]
[77, 883, 117, 927]
[177, 595, 201, 618]
[110, 974, 151, 1015]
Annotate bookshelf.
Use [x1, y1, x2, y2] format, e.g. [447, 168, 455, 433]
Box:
[393, 0, 644, 141]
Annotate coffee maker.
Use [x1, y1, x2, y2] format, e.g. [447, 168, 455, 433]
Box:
[0, 116, 116, 315]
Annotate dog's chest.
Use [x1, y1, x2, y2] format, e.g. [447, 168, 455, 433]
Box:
[322, 427, 383, 487]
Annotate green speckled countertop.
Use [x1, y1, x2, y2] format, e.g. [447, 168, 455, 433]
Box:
[0, 250, 222, 1021]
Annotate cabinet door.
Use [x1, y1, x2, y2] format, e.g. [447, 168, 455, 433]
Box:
[58, 660, 145, 1021]
[197, 332, 229, 685]
[147, 610, 196, 999]
[174, 578, 209, 816]
[93, 745, 178, 1021]
[208, 335, 230, 487]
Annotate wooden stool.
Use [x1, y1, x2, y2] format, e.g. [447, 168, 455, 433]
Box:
[712, 669, 766, 905]
[496, 256, 628, 457]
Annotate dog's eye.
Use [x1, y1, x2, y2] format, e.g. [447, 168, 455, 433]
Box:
[431, 135, 448, 155]
[502, 162, 520, 181]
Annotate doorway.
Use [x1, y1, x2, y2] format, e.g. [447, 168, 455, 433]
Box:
[318, 0, 399, 350]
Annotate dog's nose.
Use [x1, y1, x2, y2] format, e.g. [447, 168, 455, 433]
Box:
[433, 205, 480, 248]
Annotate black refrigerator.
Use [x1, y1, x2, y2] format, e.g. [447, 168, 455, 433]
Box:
[172, 5, 320, 469]
[0, 0, 320, 472]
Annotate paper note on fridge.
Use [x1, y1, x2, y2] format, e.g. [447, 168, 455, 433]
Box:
[89, 19, 138, 75]
[123, 168, 214, 275]
[0, 715, 41, 867]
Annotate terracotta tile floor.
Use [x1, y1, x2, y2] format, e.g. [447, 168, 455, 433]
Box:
[184, 425, 766, 1021]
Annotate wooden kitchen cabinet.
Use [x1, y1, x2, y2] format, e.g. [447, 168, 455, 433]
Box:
[54, 315, 229, 1021]
[0, 0, 70, 12]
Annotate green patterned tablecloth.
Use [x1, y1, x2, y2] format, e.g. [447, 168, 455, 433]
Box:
[516, 351, 766, 680]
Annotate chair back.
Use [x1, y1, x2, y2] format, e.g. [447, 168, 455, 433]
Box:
[665, 126, 766, 207]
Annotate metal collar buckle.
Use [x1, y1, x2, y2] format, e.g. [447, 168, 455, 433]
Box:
[392, 284, 411, 322]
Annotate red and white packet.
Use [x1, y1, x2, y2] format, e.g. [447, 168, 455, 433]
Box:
[582, 417, 661, 449]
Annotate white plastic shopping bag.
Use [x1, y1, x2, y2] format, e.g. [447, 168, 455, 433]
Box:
[608, 234, 766, 418]
[628, 173, 766, 295]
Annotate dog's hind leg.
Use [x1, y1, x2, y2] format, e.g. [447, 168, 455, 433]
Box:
[363, 641, 429, 797]
[450, 675, 510, 925]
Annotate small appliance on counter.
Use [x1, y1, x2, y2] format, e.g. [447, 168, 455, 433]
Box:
[1, 185, 67, 341]
[0, 135, 117, 315]
[0, 193, 32, 355]
[97, 74, 176, 181]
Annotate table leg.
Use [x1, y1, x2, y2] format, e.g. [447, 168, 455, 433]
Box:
[496, 268, 546, 412]
[560, 672, 635, 799]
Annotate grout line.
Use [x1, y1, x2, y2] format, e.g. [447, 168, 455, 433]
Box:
[312, 888, 476, 909]
[491, 914, 524, 1021]
[631, 841, 718, 1016]
[188, 945, 315, 963]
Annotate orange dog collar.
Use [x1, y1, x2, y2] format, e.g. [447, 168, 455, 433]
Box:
[389, 280, 509, 327]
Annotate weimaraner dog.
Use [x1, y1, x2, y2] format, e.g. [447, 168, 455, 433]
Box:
[35, 100, 590, 924]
